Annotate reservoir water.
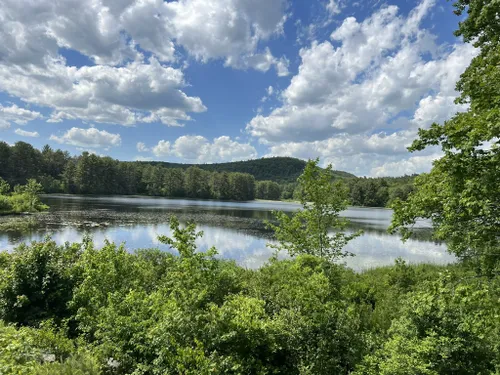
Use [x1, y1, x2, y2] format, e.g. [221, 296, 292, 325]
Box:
[0, 195, 455, 270]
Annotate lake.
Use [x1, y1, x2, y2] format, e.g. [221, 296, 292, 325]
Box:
[0, 195, 455, 271]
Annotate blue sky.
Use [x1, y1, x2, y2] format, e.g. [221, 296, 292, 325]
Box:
[0, 0, 474, 176]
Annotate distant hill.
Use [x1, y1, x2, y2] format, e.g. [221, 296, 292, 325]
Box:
[139, 157, 356, 183]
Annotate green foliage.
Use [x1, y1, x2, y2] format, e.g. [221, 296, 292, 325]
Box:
[0, 178, 10, 195]
[390, 0, 500, 272]
[0, 231, 497, 374]
[33, 353, 101, 375]
[0, 179, 48, 215]
[0, 240, 81, 326]
[268, 159, 361, 261]
[354, 274, 500, 375]
[255, 180, 281, 200]
[0, 320, 87, 375]
[347, 175, 416, 208]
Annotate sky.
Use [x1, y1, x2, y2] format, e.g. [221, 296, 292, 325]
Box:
[0, 0, 475, 176]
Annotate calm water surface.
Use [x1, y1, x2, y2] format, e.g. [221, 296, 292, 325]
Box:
[0, 195, 455, 270]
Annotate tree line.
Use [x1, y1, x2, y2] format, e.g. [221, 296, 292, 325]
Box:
[0, 141, 416, 206]
[0, 143, 257, 201]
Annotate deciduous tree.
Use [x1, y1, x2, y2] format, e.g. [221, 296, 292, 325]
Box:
[268, 159, 360, 262]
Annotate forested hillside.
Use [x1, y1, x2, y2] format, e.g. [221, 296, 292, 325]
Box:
[141, 157, 355, 183]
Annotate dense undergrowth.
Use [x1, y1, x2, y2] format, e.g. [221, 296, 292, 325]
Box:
[0, 220, 498, 375]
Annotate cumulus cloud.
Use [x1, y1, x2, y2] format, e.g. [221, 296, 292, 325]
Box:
[50, 127, 122, 149]
[248, 0, 477, 175]
[265, 130, 439, 176]
[371, 153, 442, 177]
[0, 0, 288, 71]
[136, 142, 150, 153]
[0, 56, 206, 126]
[163, 0, 289, 72]
[0, 105, 42, 130]
[0, 0, 289, 128]
[152, 135, 257, 163]
[152, 140, 172, 158]
[14, 128, 40, 138]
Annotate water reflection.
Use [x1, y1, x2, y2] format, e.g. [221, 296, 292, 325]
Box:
[0, 195, 455, 271]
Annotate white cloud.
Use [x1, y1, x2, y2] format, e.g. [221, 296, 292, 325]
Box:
[371, 153, 442, 177]
[171, 135, 210, 160]
[326, 0, 342, 15]
[152, 140, 172, 157]
[412, 95, 467, 128]
[0, 57, 206, 127]
[261, 85, 276, 102]
[163, 0, 289, 72]
[50, 127, 121, 148]
[14, 128, 40, 138]
[265, 130, 437, 176]
[248, 1, 474, 142]
[0, 0, 288, 72]
[247, 0, 477, 176]
[136, 142, 150, 152]
[0, 0, 289, 128]
[153, 135, 257, 163]
[0, 104, 42, 130]
[275, 56, 290, 77]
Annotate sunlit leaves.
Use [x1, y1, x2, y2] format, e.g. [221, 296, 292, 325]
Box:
[268, 159, 361, 262]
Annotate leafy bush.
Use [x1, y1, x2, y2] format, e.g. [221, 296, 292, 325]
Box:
[0, 240, 82, 326]
[354, 275, 500, 375]
[0, 321, 87, 375]
[0, 195, 12, 212]
[33, 353, 101, 375]
[0, 179, 48, 214]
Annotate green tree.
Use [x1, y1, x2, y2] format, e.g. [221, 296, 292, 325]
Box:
[184, 167, 211, 198]
[210, 172, 231, 200]
[0, 141, 11, 181]
[390, 0, 500, 272]
[0, 240, 81, 326]
[61, 160, 78, 194]
[74, 153, 94, 194]
[268, 159, 360, 261]
[8, 142, 42, 186]
[229, 172, 255, 201]
[41, 145, 70, 179]
[0, 177, 10, 195]
[255, 180, 281, 200]
[163, 168, 185, 197]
